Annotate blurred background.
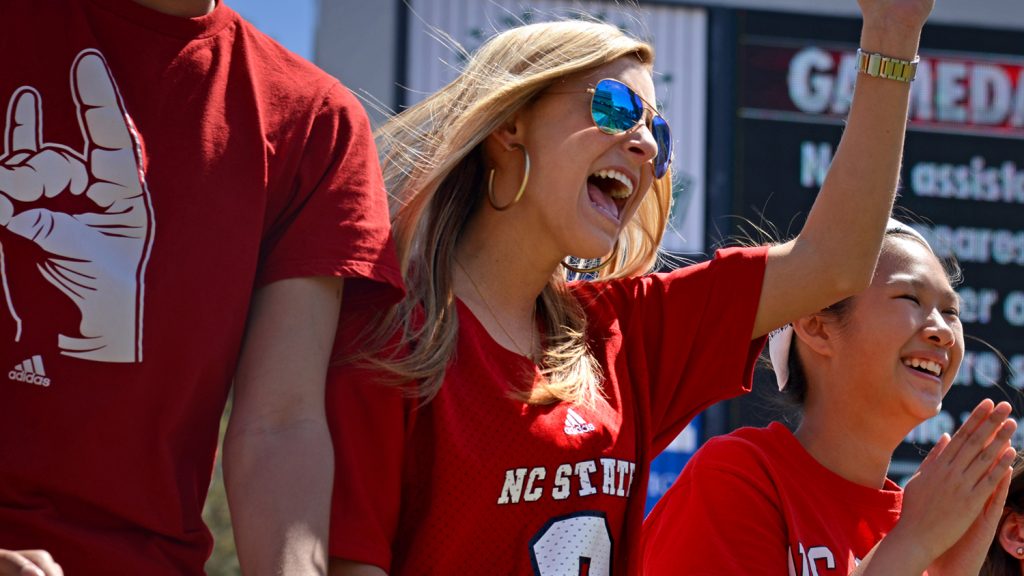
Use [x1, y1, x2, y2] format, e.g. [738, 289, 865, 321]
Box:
[206, 1, 1024, 573]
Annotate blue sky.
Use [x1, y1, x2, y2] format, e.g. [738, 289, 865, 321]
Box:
[228, 0, 317, 60]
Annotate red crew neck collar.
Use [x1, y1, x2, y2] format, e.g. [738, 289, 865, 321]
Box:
[86, 0, 236, 39]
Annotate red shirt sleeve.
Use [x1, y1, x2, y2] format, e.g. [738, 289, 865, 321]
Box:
[578, 246, 769, 453]
[257, 82, 403, 306]
[642, 435, 789, 575]
[325, 354, 409, 571]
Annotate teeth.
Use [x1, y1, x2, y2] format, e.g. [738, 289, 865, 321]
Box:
[903, 358, 942, 377]
[593, 169, 633, 199]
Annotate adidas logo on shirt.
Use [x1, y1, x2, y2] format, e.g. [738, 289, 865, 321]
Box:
[564, 408, 596, 436]
[8, 355, 51, 387]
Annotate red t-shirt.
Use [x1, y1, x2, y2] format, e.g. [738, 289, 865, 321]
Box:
[642, 422, 904, 575]
[327, 246, 769, 574]
[0, 1, 402, 573]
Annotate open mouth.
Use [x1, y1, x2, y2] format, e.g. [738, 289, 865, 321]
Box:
[902, 357, 943, 378]
[586, 169, 634, 222]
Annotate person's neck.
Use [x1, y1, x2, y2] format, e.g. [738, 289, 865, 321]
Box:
[454, 208, 563, 356]
[794, 392, 913, 490]
[456, 208, 563, 309]
[131, 0, 216, 17]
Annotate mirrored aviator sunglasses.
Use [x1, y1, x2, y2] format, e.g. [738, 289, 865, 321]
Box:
[588, 78, 673, 179]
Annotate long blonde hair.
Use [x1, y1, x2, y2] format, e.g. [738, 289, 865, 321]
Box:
[363, 19, 674, 406]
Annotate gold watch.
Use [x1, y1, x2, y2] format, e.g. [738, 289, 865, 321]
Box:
[856, 48, 920, 83]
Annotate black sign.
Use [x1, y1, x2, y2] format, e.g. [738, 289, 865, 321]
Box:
[725, 10, 1024, 482]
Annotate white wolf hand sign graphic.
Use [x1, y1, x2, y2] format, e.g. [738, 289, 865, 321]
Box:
[0, 49, 154, 363]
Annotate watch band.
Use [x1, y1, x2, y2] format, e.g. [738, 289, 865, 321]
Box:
[856, 48, 920, 83]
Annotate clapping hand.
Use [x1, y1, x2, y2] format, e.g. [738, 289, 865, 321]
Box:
[898, 400, 1016, 574]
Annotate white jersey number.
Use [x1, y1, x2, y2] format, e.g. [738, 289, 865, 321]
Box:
[530, 512, 612, 576]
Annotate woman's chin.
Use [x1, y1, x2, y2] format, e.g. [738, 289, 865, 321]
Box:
[568, 235, 619, 263]
[906, 400, 944, 426]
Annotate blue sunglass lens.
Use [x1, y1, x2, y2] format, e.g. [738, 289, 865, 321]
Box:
[652, 115, 672, 179]
[591, 79, 673, 179]
[591, 79, 644, 133]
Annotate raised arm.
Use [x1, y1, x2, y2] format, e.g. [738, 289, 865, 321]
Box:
[753, 0, 934, 338]
[224, 276, 343, 575]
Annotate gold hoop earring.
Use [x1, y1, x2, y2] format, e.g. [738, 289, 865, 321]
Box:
[487, 143, 530, 211]
[561, 242, 620, 274]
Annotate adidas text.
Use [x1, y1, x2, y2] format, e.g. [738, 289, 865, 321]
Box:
[564, 422, 596, 435]
[9, 356, 51, 387]
[564, 408, 596, 435]
[8, 370, 50, 387]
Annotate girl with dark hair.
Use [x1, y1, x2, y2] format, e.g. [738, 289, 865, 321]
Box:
[981, 452, 1024, 575]
[642, 222, 1016, 575]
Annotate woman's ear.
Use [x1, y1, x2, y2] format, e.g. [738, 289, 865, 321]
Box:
[792, 314, 835, 358]
[999, 510, 1024, 560]
[484, 113, 531, 177]
[488, 112, 526, 152]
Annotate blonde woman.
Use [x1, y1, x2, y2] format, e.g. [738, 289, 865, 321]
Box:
[327, 1, 935, 573]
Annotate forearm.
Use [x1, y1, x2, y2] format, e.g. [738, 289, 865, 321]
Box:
[224, 276, 344, 575]
[224, 418, 334, 575]
[752, 5, 933, 337]
[850, 523, 931, 576]
[796, 16, 924, 292]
